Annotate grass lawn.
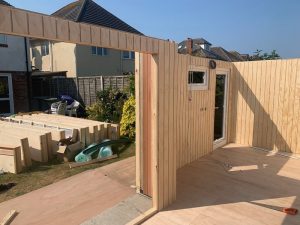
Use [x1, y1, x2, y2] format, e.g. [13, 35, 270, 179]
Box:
[0, 143, 135, 203]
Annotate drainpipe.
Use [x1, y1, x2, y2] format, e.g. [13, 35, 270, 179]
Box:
[120, 50, 123, 74]
[24, 37, 31, 111]
[187, 38, 193, 55]
[50, 41, 54, 72]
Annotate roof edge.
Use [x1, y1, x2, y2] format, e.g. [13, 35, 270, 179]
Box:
[75, 0, 88, 22]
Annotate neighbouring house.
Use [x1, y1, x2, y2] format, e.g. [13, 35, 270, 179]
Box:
[178, 38, 246, 62]
[0, 0, 31, 115]
[30, 0, 142, 77]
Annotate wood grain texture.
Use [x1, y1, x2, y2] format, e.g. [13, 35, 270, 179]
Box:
[0, 157, 136, 225]
[0, 147, 22, 174]
[144, 144, 300, 225]
[155, 41, 232, 209]
[0, 5, 159, 53]
[230, 59, 300, 153]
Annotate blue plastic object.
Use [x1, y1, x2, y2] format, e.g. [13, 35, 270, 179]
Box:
[75, 138, 131, 163]
[97, 139, 113, 158]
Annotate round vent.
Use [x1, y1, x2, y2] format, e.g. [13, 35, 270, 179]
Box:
[209, 60, 217, 69]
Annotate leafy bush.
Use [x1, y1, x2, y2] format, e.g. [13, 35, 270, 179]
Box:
[120, 96, 136, 139]
[86, 89, 127, 123]
[128, 74, 135, 96]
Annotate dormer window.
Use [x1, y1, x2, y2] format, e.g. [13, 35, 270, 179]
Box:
[201, 44, 210, 51]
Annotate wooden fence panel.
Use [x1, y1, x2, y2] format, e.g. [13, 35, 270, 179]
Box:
[31, 75, 131, 106]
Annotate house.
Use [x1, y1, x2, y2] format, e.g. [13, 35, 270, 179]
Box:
[30, 0, 142, 77]
[178, 37, 246, 62]
[0, 0, 30, 115]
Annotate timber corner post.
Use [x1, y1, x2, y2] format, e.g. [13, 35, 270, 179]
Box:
[151, 53, 159, 211]
[0, 3, 178, 213]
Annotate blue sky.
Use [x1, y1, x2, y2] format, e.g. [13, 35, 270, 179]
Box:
[7, 0, 300, 58]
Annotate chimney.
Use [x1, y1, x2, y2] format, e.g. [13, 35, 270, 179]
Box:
[186, 38, 193, 55]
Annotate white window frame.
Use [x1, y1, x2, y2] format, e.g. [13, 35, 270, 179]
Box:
[91, 46, 108, 56]
[0, 73, 14, 115]
[188, 65, 209, 91]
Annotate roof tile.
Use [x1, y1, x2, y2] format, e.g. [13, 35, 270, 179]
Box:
[52, 0, 142, 35]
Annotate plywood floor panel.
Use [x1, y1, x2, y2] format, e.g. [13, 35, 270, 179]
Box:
[144, 144, 300, 225]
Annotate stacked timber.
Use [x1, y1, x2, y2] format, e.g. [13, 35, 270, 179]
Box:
[0, 114, 120, 174]
[0, 121, 54, 162]
[0, 146, 22, 174]
[10, 113, 120, 145]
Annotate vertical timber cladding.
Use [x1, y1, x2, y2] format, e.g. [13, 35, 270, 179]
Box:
[141, 53, 153, 197]
[0, 4, 233, 210]
[230, 59, 300, 154]
[173, 55, 232, 169]
[156, 40, 232, 209]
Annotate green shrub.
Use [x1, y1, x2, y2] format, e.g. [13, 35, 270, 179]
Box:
[128, 74, 135, 96]
[120, 96, 136, 139]
[86, 89, 127, 123]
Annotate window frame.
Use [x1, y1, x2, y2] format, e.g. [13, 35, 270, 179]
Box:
[91, 46, 108, 56]
[188, 66, 209, 91]
[0, 73, 14, 115]
[123, 51, 135, 60]
[41, 42, 50, 56]
[0, 34, 8, 47]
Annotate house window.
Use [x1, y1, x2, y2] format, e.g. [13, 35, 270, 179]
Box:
[31, 48, 36, 58]
[123, 51, 135, 59]
[188, 68, 208, 90]
[41, 42, 49, 56]
[91, 46, 97, 55]
[91, 46, 108, 56]
[0, 34, 7, 47]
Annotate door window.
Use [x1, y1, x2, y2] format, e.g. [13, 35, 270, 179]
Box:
[0, 75, 13, 115]
[214, 74, 226, 141]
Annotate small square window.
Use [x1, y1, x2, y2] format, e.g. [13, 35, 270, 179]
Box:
[189, 71, 205, 84]
[188, 69, 208, 90]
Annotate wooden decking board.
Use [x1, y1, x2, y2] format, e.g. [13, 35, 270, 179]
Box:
[0, 157, 137, 225]
[144, 144, 300, 225]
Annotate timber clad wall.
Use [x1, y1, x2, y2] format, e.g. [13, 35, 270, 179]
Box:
[156, 40, 232, 208]
[230, 59, 300, 154]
